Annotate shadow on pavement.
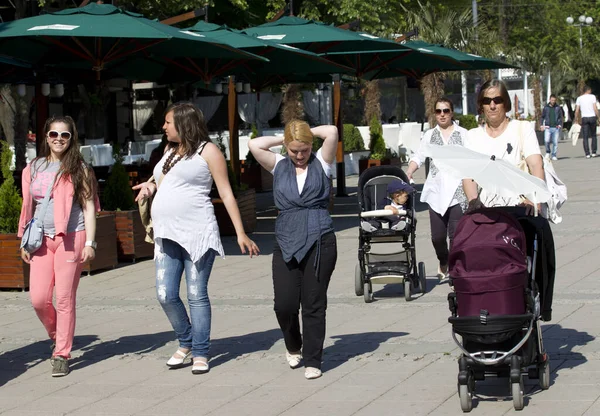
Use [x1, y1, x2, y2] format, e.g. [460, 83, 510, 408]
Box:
[68, 331, 174, 371]
[322, 331, 408, 372]
[0, 335, 98, 387]
[210, 328, 281, 369]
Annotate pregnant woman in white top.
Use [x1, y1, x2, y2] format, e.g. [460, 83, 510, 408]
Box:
[134, 102, 259, 375]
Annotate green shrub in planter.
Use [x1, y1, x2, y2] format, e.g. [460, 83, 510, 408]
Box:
[343, 123, 365, 152]
[369, 116, 387, 160]
[102, 155, 135, 211]
[0, 142, 22, 233]
[456, 114, 478, 130]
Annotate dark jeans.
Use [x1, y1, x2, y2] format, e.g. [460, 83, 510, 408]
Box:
[272, 232, 337, 369]
[581, 116, 597, 155]
[429, 204, 463, 267]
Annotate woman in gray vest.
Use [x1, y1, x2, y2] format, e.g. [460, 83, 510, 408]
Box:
[249, 121, 338, 380]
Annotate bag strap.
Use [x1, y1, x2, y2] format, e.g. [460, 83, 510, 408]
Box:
[34, 171, 62, 222]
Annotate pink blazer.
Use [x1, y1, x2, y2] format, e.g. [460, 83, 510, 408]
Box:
[18, 163, 101, 238]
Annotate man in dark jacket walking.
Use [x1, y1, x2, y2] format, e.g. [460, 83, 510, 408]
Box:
[541, 95, 564, 161]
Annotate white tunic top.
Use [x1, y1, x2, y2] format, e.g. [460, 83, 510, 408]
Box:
[410, 123, 468, 215]
[465, 120, 541, 207]
[151, 148, 224, 263]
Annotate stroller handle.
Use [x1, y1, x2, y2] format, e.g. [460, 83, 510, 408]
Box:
[361, 209, 407, 218]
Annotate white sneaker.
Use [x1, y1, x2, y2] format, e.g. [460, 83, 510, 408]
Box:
[391, 220, 406, 231]
[551, 156, 558, 161]
[586, 155, 591, 159]
[592, 154, 597, 158]
[305, 367, 322, 379]
[361, 221, 377, 233]
[544, 153, 551, 160]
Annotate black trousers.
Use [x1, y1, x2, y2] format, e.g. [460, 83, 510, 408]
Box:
[272, 232, 337, 369]
[429, 204, 463, 267]
[581, 116, 597, 155]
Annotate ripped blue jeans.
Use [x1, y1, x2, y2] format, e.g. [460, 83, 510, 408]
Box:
[155, 238, 216, 358]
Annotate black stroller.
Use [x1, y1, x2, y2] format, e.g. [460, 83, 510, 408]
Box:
[355, 165, 426, 302]
[448, 207, 556, 412]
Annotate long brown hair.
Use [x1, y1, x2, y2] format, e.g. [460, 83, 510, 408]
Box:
[35, 115, 97, 207]
[164, 102, 210, 158]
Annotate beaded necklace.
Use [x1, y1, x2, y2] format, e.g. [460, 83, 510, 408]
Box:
[162, 149, 184, 175]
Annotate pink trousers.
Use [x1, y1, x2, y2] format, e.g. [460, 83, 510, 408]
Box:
[29, 231, 86, 359]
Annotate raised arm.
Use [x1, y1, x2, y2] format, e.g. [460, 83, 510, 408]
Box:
[311, 125, 338, 165]
[248, 135, 284, 172]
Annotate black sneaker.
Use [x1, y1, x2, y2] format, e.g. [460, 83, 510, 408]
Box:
[51, 356, 69, 377]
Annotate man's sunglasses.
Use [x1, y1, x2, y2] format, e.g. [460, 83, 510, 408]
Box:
[47, 130, 72, 141]
[435, 108, 452, 115]
[481, 96, 504, 105]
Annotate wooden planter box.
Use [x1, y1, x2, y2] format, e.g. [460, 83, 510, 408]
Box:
[82, 213, 119, 275]
[358, 158, 392, 175]
[212, 188, 257, 236]
[102, 210, 154, 262]
[240, 161, 273, 192]
[0, 234, 30, 290]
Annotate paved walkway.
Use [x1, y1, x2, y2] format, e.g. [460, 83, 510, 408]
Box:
[1, 139, 599, 415]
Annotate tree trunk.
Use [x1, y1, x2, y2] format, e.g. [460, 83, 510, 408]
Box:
[420, 72, 446, 127]
[78, 84, 111, 141]
[363, 80, 381, 125]
[0, 86, 32, 171]
[280, 84, 304, 125]
[532, 75, 542, 131]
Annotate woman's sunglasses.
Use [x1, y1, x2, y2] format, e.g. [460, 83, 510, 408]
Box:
[481, 96, 504, 105]
[47, 130, 72, 141]
[435, 108, 452, 115]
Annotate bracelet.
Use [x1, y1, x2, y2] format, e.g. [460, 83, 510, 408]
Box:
[85, 240, 97, 250]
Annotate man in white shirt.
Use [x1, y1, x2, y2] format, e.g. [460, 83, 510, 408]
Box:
[575, 85, 600, 158]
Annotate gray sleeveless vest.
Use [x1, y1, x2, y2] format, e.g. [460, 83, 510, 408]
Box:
[273, 153, 333, 263]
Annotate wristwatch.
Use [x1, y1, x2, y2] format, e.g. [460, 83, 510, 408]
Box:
[85, 240, 97, 250]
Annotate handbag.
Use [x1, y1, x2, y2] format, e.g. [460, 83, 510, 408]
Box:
[138, 174, 164, 244]
[20, 170, 62, 254]
[516, 121, 567, 223]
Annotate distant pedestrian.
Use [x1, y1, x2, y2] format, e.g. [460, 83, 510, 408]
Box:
[574, 85, 600, 158]
[541, 94, 564, 161]
[133, 102, 259, 375]
[248, 121, 338, 380]
[18, 116, 99, 377]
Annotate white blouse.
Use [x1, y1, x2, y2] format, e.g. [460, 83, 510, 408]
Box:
[465, 120, 541, 207]
[410, 123, 468, 215]
[151, 149, 224, 263]
[271, 149, 332, 194]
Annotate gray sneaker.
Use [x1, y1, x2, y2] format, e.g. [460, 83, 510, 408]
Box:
[51, 356, 69, 377]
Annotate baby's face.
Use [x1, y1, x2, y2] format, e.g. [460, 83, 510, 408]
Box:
[391, 191, 408, 205]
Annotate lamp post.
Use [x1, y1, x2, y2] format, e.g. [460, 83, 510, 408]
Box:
[566, 15, 593, 49]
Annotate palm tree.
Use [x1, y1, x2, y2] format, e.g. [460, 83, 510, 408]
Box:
[402, 1, 500, 126]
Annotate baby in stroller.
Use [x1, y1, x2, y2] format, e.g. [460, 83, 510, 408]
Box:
[361, 180, 414, 232]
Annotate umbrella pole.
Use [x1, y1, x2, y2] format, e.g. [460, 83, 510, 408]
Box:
[333, 75, 347, 197]
[34, 83, 49, 155]
[228, 76, 240, 186]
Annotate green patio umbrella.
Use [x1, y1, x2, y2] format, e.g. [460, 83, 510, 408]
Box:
[127, 21, 352, 89]
[0, 3, 265, 81]
[357, 40, 515, 79]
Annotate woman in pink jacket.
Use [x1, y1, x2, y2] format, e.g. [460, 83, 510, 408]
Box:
[18, 116, 98, 377]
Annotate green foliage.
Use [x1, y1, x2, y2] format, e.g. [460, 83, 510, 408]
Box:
[455, 114, 478, 130]
[102, 155, 135, 211]
[0, 142, 23, 234]
[312, 136, 324, 152]
[369, 116, 386, 160]
[343, 124, 365, 152]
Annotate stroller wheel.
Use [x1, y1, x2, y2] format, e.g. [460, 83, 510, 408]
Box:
[363, 282, 373, 303]
[418, 262, 426, 294]
[511, 377, 524, 411]
[539, 355, 550, 390]
[458, 383, 473, 412]
[355, 264, 364, 296]
[404, 279, 412, 301]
